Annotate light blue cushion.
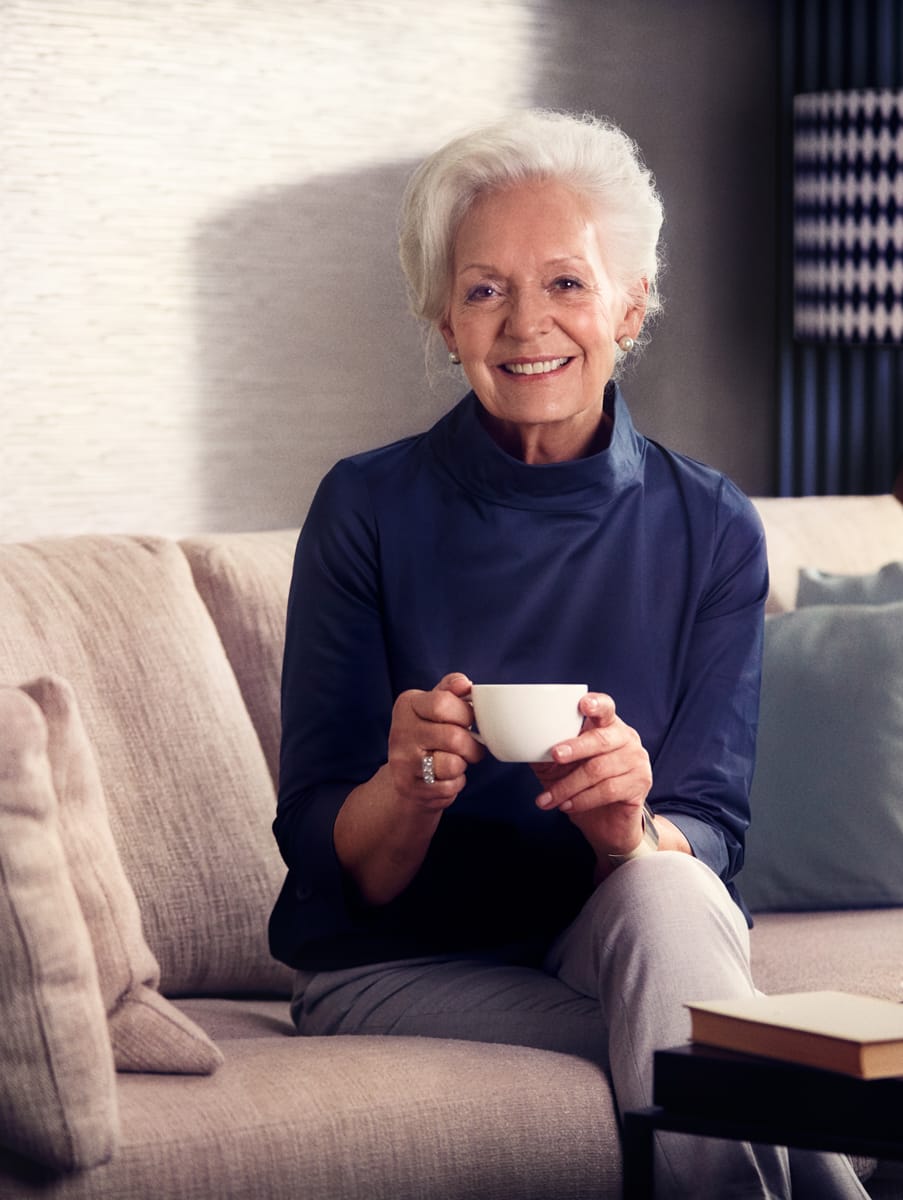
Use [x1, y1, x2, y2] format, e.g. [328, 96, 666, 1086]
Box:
[796, 560, 903, 608]
[741, 600, 903, 912]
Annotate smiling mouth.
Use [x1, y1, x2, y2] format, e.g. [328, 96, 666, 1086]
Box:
[501, 357, 571, 376]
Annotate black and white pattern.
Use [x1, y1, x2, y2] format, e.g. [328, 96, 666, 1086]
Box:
[794, 89, 903, 342]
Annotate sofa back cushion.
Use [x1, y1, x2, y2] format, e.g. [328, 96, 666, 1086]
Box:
[0, 536, 292, 997]
[179, 529, 298, 787]
[752, 494, 903, 612]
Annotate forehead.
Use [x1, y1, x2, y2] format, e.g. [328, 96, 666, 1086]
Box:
[453, 179, 602, 267]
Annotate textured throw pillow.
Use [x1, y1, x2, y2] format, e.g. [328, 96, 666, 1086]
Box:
[21, 676, 223, 1075]
[741, 601, 903, 911]
[0, 687, 118, 1170]
[797, 560, 903, 608]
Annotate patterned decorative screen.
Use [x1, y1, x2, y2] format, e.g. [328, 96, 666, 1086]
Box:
[794, 89, 903, 343]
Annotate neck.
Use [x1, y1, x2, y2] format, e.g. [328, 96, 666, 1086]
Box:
[478, 408, 613, 465]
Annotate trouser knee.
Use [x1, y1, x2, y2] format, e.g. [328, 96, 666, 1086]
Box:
[547, 852, 751, 993]
[604, 851, 731, 925]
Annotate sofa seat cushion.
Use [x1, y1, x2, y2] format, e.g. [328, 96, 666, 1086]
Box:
[175, 996, 297, 1041]
[0, 1036, 618, 1200]
[0, 536, 292, 997]
[0, 688, 117, 1171]
[750, 908, 903, 1002]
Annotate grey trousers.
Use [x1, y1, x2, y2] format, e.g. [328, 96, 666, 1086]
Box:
[292, 852, 869, 1200]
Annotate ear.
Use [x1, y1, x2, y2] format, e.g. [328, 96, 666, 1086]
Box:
[438, 315, 457, 356]
[617, 278, 649, 343]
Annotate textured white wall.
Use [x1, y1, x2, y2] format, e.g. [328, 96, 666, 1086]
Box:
[3, 0, 778, 542]
[2, 0, 539, 539]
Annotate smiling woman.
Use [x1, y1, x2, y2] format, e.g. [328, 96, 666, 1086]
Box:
[439, 179, 647, 463]
[271, 110, 868, 1200]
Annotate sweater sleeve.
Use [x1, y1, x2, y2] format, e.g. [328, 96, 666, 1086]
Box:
[648, 479, 768, 895]
[270, 460, 394, 961]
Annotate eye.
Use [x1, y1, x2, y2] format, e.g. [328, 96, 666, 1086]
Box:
[552, 276, 584, 291]
[465, 284, 499, 302]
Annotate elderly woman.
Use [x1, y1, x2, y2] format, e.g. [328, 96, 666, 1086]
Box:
[270, 111, 867, 1199]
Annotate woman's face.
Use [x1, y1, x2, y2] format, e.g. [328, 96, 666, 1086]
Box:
[440, 179, 646, 464]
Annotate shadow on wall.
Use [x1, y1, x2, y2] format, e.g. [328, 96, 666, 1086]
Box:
[193, 0, 778, 532]
[193, 160, 462, 533]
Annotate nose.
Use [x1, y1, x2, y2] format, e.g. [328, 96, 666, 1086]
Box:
[504, 288, 553, 341]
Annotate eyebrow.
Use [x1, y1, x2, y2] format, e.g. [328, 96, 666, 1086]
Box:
[456, 256, 592, 276]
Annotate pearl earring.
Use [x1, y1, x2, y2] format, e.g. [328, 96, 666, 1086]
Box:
[449, 351, 461, 365]
[618, 336, 635, 353]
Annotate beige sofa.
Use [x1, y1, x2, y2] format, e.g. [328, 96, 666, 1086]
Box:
[0, 496, 901, 1200]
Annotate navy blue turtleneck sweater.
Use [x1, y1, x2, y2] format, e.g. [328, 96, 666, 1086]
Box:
[269, 387, 768, 970]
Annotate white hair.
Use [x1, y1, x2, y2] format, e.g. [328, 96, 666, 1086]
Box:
[398, 109, 665, 360]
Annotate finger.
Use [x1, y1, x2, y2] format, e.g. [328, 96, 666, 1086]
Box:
[549, 717, 632, 766]
[413, 774, 466, 808]
[536, 756, 629, 810]
[413, 751, 468, 804]
[559, 759, 651, 814]
[580, 692, 616, 724]
[414, 721, 485, 767]
[423, 749, 476, 782]
[411, 676, 474, 727]
[536, 746, 652, 812]
[435, 673, 478, 728]
[548, 694, 619, 764]
[436, 671, 474, 697]
[388, 744, 465, 808]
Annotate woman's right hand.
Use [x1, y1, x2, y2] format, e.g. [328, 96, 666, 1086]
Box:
[387, 671, 484, 810]
[335, 672, 483, 906]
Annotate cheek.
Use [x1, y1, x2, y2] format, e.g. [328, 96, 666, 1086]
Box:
[573, 312, 615, 355]
[452, 314, 495, 354]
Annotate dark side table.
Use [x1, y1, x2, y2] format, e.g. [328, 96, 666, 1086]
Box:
[622, 1044, 903, 1199]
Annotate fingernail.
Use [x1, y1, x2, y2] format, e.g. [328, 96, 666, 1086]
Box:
[537, 792, 552, 809]
[554, 743, 573, 761]
[584, 696, 599, 712]
[561, 800, 573, 813]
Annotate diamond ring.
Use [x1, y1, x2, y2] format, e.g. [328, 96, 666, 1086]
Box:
[421, 754, 436, 785]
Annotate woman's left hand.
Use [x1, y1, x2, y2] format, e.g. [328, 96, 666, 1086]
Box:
[531, 692, 653, 856]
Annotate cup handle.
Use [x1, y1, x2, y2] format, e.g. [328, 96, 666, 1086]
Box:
[463, 696, 484, 743]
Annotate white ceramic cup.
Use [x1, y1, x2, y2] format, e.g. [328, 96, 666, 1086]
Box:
[469, 683, 588, 762]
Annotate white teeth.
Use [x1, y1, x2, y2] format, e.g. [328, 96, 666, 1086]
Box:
[504, 357, 569, 375]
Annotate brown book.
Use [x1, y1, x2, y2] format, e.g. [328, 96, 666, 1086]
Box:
[686, 991, 903, 1079]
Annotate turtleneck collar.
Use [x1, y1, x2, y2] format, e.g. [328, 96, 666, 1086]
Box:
[428, 381, 646, 511]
